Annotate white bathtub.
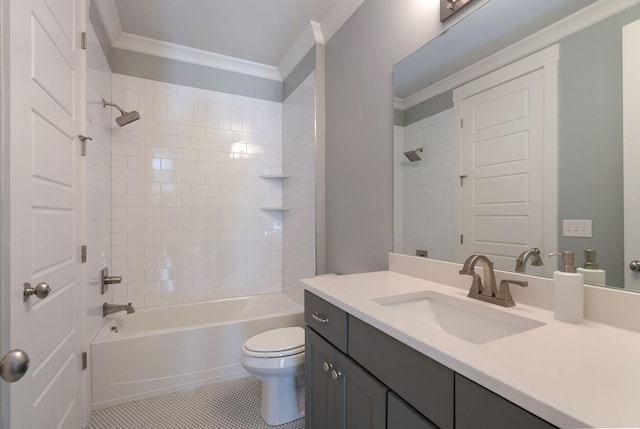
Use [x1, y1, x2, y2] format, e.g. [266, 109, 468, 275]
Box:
[91, 293, 303, 409]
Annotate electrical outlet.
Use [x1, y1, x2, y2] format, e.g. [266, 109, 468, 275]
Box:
[562, 219, 592, 237]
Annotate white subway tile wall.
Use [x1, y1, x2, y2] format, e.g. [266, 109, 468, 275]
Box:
[87, 24, 113, 340]
[397, 109, 455, 261]
[283, 72, 317, 304]
[111, 74, 284, 308]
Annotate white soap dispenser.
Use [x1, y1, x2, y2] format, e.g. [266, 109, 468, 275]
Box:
[548, 251, 584, 323]
[576, 249, 606, 286]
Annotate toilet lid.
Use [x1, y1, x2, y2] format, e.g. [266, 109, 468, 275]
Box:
[243, 327, 304, 357]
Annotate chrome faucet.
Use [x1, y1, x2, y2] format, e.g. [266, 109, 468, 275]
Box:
[460, 255, 497, 298]
[460, 255, 528, 307]
[515, 248, 543, 273]
[103, 302, 135, 317]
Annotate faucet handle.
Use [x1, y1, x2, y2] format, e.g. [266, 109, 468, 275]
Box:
[497, 279, 528, 307]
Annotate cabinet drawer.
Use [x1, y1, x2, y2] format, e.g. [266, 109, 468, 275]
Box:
[455, 374, 558, 429]
[348, 316, 454, 429]
[388, 392, 438, 429]
[304, 290, 348, 353]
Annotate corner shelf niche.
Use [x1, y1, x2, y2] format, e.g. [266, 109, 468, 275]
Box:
[259, 174, 290, 179]
[260, 207, 291, 212]
[259, 174, 290, 212]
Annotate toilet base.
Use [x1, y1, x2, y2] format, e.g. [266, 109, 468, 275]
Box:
[260, 373, 305, 425]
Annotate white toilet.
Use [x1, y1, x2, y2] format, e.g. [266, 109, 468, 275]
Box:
[241, 326, 305, 425]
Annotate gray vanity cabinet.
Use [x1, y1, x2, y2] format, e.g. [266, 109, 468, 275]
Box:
[304, 291, 558, 429]
[305, 326, 387, 429]
[455, 374, 557, 429]
[388, 393, 438, 429]
[348, 316, 454, 429]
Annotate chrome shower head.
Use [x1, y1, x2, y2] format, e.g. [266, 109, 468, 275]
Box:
[102, 99, 141, 127]
[404, 147, 424, 162]
[115, 110, 141, 127]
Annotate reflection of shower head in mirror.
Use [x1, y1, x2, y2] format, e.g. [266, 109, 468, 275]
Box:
[102, 99, 141, 127]
[404, 147, 424, 162]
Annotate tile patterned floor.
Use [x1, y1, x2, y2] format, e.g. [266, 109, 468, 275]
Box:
[88, 376, 305, 429]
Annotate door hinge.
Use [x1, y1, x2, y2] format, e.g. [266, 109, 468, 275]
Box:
[81, 352, 88, 370]
[460, 118, 464, 128]
[79, 135, 92, 156]
[81, 32, 87, 50]
[459, 175, 467, 186]
[460, 234, 464, 245]
[81, 245, 87, 263]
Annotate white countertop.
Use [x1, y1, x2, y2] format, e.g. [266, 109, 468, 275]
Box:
[302, 270, 640, 428]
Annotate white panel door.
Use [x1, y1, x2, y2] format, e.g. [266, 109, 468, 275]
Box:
[6, 0, 85, 427]
[458, 69, 547, 274]
[623, 18, 640, 291]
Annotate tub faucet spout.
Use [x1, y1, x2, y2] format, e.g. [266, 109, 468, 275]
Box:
[103, 302, 135, 317]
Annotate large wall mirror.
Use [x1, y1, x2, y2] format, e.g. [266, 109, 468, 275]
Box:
[393, 0, 640, 291]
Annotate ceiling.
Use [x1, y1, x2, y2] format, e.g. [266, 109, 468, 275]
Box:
[393, 0, 600, 100]
[112, 0, 343, 67]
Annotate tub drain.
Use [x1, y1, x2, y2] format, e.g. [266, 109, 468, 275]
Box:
[110, 326, 118, 333]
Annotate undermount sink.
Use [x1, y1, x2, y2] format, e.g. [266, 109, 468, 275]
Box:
[372, 290, 545, 344]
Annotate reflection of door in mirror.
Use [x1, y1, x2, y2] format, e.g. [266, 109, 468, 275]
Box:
[453, 47, 559, 277]
[623, 18, 640, 291]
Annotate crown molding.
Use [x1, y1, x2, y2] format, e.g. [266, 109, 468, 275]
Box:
[91, 0, 123, 44]
[278, 21, 325, 80]
[400, 0, 640, 110]
[278, 0, 364, 81]
[113, 33, 282, 82]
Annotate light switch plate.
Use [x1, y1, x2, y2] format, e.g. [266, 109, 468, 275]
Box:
[562, 219, 592, 237]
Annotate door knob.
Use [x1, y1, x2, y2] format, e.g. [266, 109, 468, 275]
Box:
[630, 260, 640, 272]
[322, 361, 333, 372]
[23, 282, 51, 302]
[0, 349, 29, 382]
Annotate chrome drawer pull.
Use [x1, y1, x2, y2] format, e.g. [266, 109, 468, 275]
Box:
[312, 312, 329, 323]
[322, 361, 333, 372]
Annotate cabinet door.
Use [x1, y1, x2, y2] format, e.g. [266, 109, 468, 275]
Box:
[334, 352, 387, 429]
[306, 326, 337, 429]
[455, 374, 558, 429]
[349, 316, 454, 429]
[388, 392, 438, 429]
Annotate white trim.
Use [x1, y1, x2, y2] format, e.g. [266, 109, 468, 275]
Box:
[113, 32, 282, 81]
[91, 0, 122, 45]
[401, 0, 640, 110]
[393, 97, 404, 110]
[452, 45, 559, 274]
[278, 21, 325, 81]
[311, 21, 325, 44]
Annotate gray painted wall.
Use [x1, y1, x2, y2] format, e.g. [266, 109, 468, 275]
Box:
[89, 1, 111, 65]
[403, 90, 453, 126]
[283, 46, 316, 100]
[324, 0, 447, 274]
[325, 0, 395, 274]
[111, 48, 283, 101]
[557, 4, 640, 288]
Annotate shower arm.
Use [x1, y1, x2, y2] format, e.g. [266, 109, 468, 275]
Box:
[102, 99, 127, 115]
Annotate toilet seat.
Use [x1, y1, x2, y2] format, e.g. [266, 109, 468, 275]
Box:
[242, 327, 305, 358]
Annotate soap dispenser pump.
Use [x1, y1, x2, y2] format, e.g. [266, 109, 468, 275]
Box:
[577, 249, 606, 286]
[548, 251, 584, 323]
